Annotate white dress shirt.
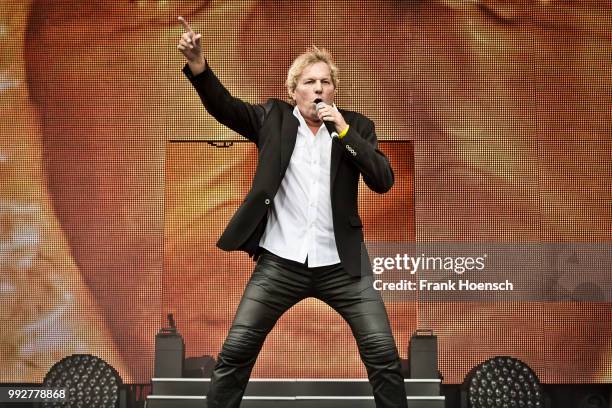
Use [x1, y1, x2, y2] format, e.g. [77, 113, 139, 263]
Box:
[259, 106, 341, 266]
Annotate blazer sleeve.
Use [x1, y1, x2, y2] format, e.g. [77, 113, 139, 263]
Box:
[182, 62, 271, 144]
[336, 119, 394, 194]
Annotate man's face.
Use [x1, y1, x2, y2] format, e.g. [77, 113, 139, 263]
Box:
[291, 61, 336, 123]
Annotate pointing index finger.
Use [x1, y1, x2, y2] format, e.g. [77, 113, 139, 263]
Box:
[178, 16, 193, 33]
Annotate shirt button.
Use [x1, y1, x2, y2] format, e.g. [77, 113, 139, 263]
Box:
[264, 199, 271, 205]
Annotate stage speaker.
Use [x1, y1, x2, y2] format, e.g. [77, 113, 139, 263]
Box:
[184, 355, 216, 377]
[409, 329, 438, 378]
[154, 314, 185, 378]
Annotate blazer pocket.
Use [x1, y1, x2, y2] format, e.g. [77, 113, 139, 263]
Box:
[349, 215, 363, 228]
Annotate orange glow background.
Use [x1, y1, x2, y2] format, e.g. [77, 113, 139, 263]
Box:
[0, 0, 610, 384]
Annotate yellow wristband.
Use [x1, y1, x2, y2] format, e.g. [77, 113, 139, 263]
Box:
[338, 125, 349, 139]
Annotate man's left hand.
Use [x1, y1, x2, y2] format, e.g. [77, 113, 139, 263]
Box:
[316, 104, 349, 135]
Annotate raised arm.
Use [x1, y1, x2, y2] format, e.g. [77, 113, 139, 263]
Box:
[177, 16, 206, 76]
[177, 16, 267, 142]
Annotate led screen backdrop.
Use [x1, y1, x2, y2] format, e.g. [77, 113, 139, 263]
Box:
[1, 0, 611, 384]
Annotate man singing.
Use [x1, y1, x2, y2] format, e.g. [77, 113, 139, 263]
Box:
[177, 16, 408, 408]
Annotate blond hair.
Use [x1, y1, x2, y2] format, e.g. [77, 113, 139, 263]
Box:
[286, 46, 339, 104]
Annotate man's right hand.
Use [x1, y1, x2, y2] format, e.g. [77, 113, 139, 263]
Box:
[177, 16, 206, 76]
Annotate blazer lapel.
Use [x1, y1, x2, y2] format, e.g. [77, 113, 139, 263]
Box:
[330, 139, 343, 187]
[331, 109, 350, 187]
[280, 111, 299, 177]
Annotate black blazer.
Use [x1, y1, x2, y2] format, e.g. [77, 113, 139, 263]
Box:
[183, 64, 394, 277]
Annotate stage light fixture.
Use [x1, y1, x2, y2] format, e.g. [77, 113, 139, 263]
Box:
[42, 354, 122, 408]
[466, 356, 543, 408]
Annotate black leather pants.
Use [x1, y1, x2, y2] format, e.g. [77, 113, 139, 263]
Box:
[206, 251, 408, 408]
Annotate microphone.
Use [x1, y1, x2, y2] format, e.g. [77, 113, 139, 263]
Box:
[314, 98, 339, 139]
